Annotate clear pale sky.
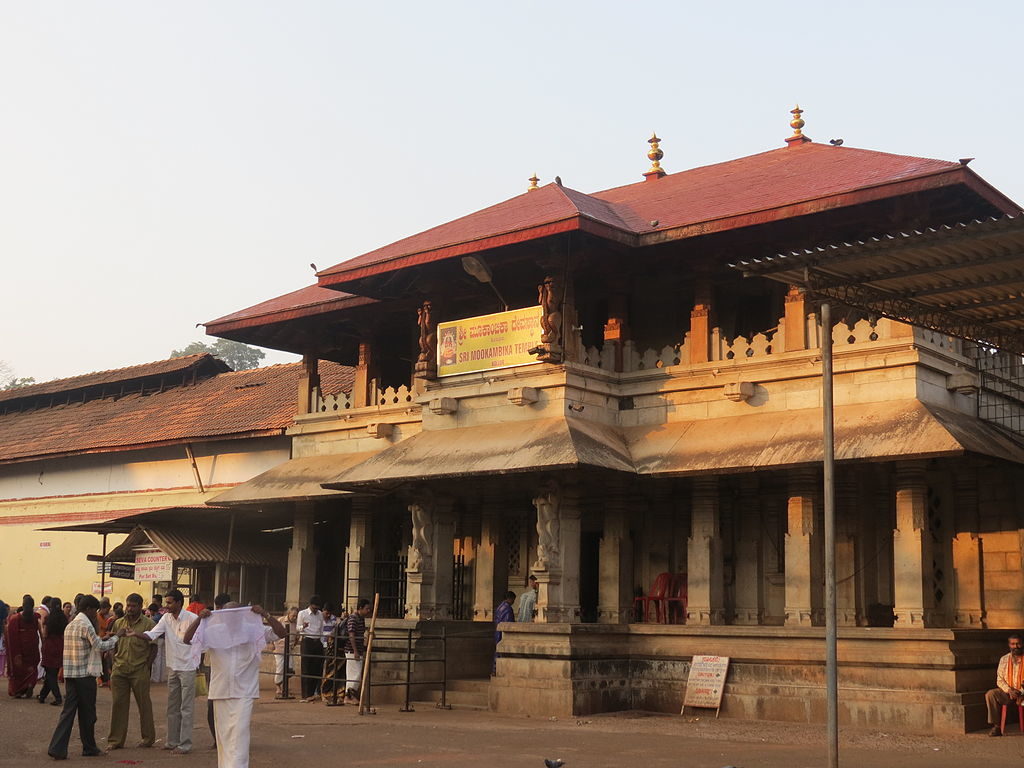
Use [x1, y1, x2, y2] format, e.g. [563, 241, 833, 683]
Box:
[3, 1, 1022, 383]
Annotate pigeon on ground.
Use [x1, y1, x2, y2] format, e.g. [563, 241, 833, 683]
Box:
[544, 760, 565, 768]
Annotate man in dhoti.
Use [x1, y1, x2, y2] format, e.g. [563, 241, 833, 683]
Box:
[184, 603, 286, 767]
[986, 633, 1024, 736]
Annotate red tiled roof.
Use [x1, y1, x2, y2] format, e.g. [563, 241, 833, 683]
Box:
[0, 355, 224, 405]
[316, 142, 1015, 287]
[0, 360, 354, 463]
[205, 284, 375, 332]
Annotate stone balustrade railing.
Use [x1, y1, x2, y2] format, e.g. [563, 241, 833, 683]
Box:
[312, 383, 414, 415]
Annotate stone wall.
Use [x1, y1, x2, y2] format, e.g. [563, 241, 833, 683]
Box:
[493, 624, 1008, 734]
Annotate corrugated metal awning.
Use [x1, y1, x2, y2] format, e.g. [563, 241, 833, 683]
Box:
[627, 400, 1024, 476]
[105, 525, 277, 566]
[322, 417, 634, 491]
[732, 214, 1024, 354]
[207, 452, 378, 506]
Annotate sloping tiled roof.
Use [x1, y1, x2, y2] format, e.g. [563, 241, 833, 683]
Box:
[0, 355, 225, 405]
[205, 284, 376, 331]
[316, 142, 1005, 286]
[0, 360, 354, 463]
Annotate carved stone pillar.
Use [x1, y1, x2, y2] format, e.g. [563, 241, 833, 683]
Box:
[405, 492, 455, 620]
[598, 485, 633, 624]
[286, 502, 317, 608]
[836, 475, 859, 626]
[893, 461, 935, 628]
[532, 480, 581, 623]
[686, 477, 725, 625]
[414, 301, 437, 381]
[952, 468, 986, 627]
[345, 498, 375, 613]
[785, 469, 822, 627]
[353, 341, 376, 408]
[297, 355, 319, 415]
[473, 493, 509, 621]
[783, 286, 808, 352]
[734, 476, 763, 625]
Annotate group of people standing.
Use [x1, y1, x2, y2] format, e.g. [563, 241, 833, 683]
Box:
[1, 589, 297, 767]
[293, 595, 372, 704]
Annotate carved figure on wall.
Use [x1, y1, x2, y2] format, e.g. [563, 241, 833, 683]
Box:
[538, 276, 563, 345]
[415, 300, 438, 378]
[533, 483, 561, 570]
[408, 501, 433, 572]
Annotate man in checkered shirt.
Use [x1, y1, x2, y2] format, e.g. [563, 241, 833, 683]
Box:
[48, 594, 125, 759]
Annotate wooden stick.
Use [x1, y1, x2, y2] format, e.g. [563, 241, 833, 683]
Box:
[358, 593, 380, 714]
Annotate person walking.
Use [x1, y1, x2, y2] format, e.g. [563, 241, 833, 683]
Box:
[138, 589, 198, 754]
[273, 607, 298, 698]
[38, 597, 67, 705]
[492, 591, 516, 675]
[6, 595, 40, 698]
[106, 593, 156, 750]
[296, 595, 324, 702]
[47, 595, 123, 760]
[343, 599, 372, 704]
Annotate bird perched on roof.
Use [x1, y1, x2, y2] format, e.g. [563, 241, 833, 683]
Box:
[554, 176, 562, 186]
[829, 138, 844, 146]
[310, 263, 318, 271]
[544, 760, 565, 768]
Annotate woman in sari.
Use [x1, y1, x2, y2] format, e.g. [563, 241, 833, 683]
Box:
[38, 597, 66, 705]
[6, 595, 41, 698]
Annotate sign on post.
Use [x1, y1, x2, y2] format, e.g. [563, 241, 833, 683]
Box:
[91, 581, 113, 595]
[109, 563, 136, 580]
[682, 655, 730, 717]
[436, 305, 543, 377]
[134, 550, 173, 581]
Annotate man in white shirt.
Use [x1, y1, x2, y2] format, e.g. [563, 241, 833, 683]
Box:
[986, 633, 1024, 736]
[135, 589, 198, 754]
[295, 595, 324, 702]
[185, 603, 286, 768]
[517, 575, 538, 623]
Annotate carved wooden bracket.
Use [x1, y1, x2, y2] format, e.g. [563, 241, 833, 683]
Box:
[414, 300, 438, 379]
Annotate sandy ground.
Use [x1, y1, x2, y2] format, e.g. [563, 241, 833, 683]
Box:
[3, 682, 1024, 768]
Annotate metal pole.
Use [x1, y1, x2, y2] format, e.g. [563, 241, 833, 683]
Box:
[822, 302, 839, 768]
[100, 532, 108, 598]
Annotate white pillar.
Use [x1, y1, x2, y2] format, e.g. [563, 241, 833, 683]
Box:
[734, 476, 763, 625]
[785, 470, 821, 627]
[893, 461, 935, 627]
[473, 495, 508, 621]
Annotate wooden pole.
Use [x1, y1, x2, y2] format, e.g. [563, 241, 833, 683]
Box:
[358, 592, 381, 715]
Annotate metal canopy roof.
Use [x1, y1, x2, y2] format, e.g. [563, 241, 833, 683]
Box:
[733, 214, 1024, 354]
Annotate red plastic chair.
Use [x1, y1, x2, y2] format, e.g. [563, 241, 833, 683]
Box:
[665, 573, 688, 624]
[1001, 703, 1024, 734]
[633, 572, 674, 622]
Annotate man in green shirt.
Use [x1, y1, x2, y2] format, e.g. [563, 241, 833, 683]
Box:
[106, 593, 157, 750]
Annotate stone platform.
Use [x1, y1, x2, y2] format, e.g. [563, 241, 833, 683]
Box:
[491, 624, 1008, 734]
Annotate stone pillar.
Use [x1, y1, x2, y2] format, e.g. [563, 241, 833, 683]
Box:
[286, 502, 317, 609]
[473, 495, 508, 621]
[734, 476, 763, 625]
[836, 476, 859, 626]
[688, 279, 713, 365]
[296, 355, 319, 415]
[603, 293, 630, 373]
[598, 486, 633, 624]
[785, 469, 822, 627]
[345, 498, 375, 613]
[686, 477, 725, 625]
[893, 461, 935, 628]
[952, 468, 986, 627]
[405, 492, 456, 620]
[532, 480, 581, 623]
[353, 341, 376, 408]
[783, 286, 808, 352]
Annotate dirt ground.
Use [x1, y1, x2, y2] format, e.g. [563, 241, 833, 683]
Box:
[3, 682, 1024, 768]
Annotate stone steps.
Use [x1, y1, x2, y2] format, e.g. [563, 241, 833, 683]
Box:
[412, 677, 490, 710]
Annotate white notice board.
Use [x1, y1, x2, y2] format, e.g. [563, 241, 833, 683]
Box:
[682, 655, 730, 717]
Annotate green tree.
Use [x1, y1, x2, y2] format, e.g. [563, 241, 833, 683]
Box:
[170, 339, 265, 371]
[0, 361, 36, 390]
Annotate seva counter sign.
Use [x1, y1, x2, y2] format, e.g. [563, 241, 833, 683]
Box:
[134, 549, 173, 581]
[437, 305, 543, 377]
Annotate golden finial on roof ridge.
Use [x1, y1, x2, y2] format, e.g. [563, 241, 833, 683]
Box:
[786, 104, 812, 145]
[527, 173, 540, 192]
[644, 132, 666, 180]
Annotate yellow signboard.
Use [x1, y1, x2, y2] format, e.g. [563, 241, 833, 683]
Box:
[437, 305, 543, 377]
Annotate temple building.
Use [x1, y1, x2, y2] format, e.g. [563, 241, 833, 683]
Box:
[204, 109, 1024, 732]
